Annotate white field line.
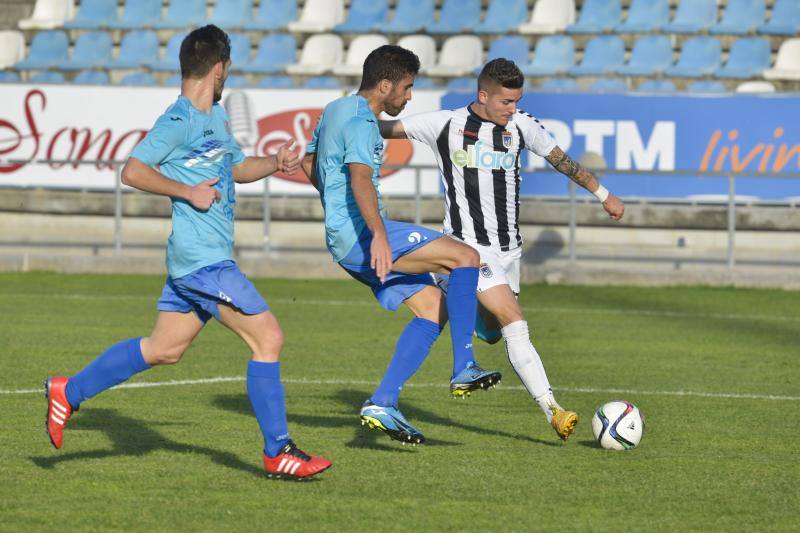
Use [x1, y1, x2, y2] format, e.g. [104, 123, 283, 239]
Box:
[2, 375, 799, 401]
[1, 292, 797, 323]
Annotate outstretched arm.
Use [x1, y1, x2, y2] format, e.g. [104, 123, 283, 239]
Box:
[378, 120, 408, 140]
[545, 146, 625, 220]
[233, 141, 299, 183]
[350, 162, 391, 282]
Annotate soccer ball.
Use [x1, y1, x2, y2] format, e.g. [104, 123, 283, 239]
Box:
[591, 401, 644, 450]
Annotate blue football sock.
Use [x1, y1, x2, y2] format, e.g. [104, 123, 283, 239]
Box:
[446, 266, 479, 378]
[247, 360, 290, 458]
[371, 318, 443, 407]
[65, 337, 150, 410]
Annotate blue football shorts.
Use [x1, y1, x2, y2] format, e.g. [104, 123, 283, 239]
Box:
[156, 260, 269, 323]
[338, 219, 444, 311]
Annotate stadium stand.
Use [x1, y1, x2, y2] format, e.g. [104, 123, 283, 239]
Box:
[257, 75, 294, 88]
[478, 36, 530, 73]
[149, 32, 186, 72]
[0, 31, 25, 69]
[64, 0, 116, 29]
[615, 0, 669, 33]
[228, 32, 253, 69]
[61, 31, 113, 71]
[474, 0, 528, 34]
[287, 0, 344, 33]
[286, 33, 344, 75]
[0, 70, 21, 82]
[107, 0, 162, 29]
[714, 37, 771, 79]
[242, 0, 297, 31]
[378, 0, 434, 34]
[520, 35, 575, 76]
[14, 30, 68, 70]
[763, 39, 800, 81]
[539, 78, 579, 91]
[445, 77, 474, 91]
[152, 0, 208, 29]
[662, 0, 718, 34]
[636, 79, 677, 92]
[164, 73, 182, 86]
[18, 0, 74, 30]
[735, 80, 776, 93]
[518, 0, 575, 34]
[209, 0, 253, 29]
[29, 70, 65, 83]
[566, 0, 621, 34]
[588, 78, 629, 92]
[686, 80, 728, 93]
[107, 30, 160, 69]
[426, 0, 481, 34]
[569, 35, 626, 76]
[224, 74, 250, 87]
[304, 75, 342, 88]
[396, 34, 437, 74]
[665, 36, 722, 78]
[758, 0, 800, 35]
[616, 35, 673, 76]
[332, 34, 390, 76]
[710, 0, 765, 35]
[426, 35, 483, 77]
[119, 72, 157, 86]
[241, 34, 296, 74]
[334, 0, 388, 33]
[74, 69, 110, 85]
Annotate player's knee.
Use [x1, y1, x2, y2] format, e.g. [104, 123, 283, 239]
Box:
[144, 343, 187, 366]
[453, 244, 480, 268]
[252, 317, 284, 359]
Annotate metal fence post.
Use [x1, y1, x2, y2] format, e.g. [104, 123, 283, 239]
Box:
[414, 167, 422, 226]
[114, 162, 123, 256]
[568, 180, 577, 266]
[727, 174, 736, 270]
[263, 176, 271, 255]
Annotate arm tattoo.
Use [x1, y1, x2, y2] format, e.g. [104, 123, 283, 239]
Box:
[546, 147, 593, 188]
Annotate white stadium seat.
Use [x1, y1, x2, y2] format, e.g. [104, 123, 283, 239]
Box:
[18, 0, 75, 30]
[735, 81, 776, 93]
[518, 0, 576, 34]
[763, 38, 800, 81]
[426, 36, 483, 77]
[286, 33, 344, 75]
[332, 34, 389, 77]
[287, 0, 345, 33]
[0, 31, 25, 68]
[397, 35, 437, 74]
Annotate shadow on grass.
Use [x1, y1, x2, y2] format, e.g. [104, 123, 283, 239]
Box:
[578, 439, 602, 449]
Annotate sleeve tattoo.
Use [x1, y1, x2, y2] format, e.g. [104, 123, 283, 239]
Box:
[545, 146, 593, 188]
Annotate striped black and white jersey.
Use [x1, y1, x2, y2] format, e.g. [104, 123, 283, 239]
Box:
[401, 106, 556, 251]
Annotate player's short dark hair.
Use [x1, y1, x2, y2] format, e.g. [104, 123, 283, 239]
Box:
[359, 45, 420, 91]
[478, 58, 524, 91]
[180, 25, 231, 79]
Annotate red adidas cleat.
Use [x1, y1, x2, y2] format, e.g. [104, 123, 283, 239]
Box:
[263, 440, 332, 480]
[45, 377, 74, 449]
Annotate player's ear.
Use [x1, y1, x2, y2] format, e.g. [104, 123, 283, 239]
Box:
[378, 79, 392, 96]
[477, 88, 489, 105]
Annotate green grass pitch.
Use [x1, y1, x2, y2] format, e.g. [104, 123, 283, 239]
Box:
[1, 273, 798, 530]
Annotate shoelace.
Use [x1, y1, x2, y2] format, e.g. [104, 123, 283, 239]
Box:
[282, 441, 311, 461]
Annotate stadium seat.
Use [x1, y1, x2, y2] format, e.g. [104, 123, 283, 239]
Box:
[153, 0, 208, 29]
[474, 0, 528, 34]
[332, 35, 389, 76]
[518, 0, 575, 34]
[520, 35, 574, 76]
[664, 36, 722, 78]
[735, 80, 775, 93]
[662, 0, 718, 33]
[714, 37, 770, 79]
[616, 35, 673, 76]
[710, 0, 765, 35]
[225, 74, 250, 88]
[64, 0, 117, 29]
[286, 34, 344, 75]
[636, 79, 677, 92]
[539, 78, 579, 91]
[566, 0, 621, 34]
[107, 0, 161, 29]
[164, 73, 182, 86]
[0, 31, 25, 69]
[475, 36, 530, 74]
[107, 30, 159, 69]
[288, 0, 345, 33]
[378, 0, 434, 33]
[568, 35, 625, 76]
[15, 30, 68, 70]
[304, 76, 342, 89]
[615, 0, 669, 33]
[426, 35, 483, 77]
[240, 34, 296, 74]
[228, 33, 252, 70]
[0, 70, 21, 82]
[243, 0, 297, 31]
[257, 75, 295, 88]
[686, 80, 727, 93]
[589, 78, 628, 92]
[446, 77, 474, 92]
[758, 0, 800, 35]
[73, 69, 109, 85]
[209, 0, 252, 29]
[61, 31, 113, 71]
[18, 0, 74, 30]
[397, 35, 436, 74]
[763, 38, 800, 80]
[149, 33, 187, 72]
[119, 72, 157, 86]
[413, 76, 437, 89]
[334, 0, 388, 33]
[426, 0, 481, 34]
[29, 70, 65, 83]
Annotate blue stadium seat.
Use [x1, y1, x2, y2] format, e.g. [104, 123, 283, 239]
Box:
[257, 75, 295, 88]
[539, 78, 579, 91]
[520, 35, 574, 76]
[209, 0, 252, 29]
[62, 31, 113, 70]
[304, 76, 341, 89]
[243, 0, 298, 31]
[153, 0, 208, 29]
[758, 0, 800, 35]
[164, 73, 182, 86]
[665, 36, 722, 78]
[0, 70, 20, 82]
[413, 76, 438, 89]
[714, 37, 770, 79]
[240, 34, 296, 74]
[225, 74, 250, 88]
[107, 0, 161, 29]
[334, 0, 388, 32]
[378, 0, 434, 33]
[29, 71, 65, 83]
[120, 72, 157, 86]
[615, 0, 669, 33]
[662, 0, 718, 33]
[616, 35, 673, 76]
[107, 30, 159, 69]
[589, 78, 628, 92]
[566, 0, 621, 33]
[474, 36, 529, 74]
[150, 33, 187, 72]
[710, 0, 765, 35]
[474, 0, 528, 34]
[446, 77, 474, 91]
[15, 30, 68, 69]
[228, 33, 252, 70]
[64, 0, 116, 29]
[686, 80, 727, 93]
[568, 35, 625, 76]
[426, 0, 481, 34]
[74, 70, 109, 85]
[636, 79, 677, 92]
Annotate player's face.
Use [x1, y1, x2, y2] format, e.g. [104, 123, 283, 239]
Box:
[213, 60, 230, 103]
[382, 73, 415, 117]
[480, 85, 523, 126]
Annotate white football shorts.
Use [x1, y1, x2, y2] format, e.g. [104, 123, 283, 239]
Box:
[433, 242, 522, 295]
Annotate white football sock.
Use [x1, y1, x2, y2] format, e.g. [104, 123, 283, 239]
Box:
[501, 320, 560, 422]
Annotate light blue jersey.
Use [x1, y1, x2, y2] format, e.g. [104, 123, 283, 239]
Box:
[307, 94, 385, 262]
[130, 96, 245, 278]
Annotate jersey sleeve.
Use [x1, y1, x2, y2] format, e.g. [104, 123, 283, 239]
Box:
[306, 119, 321, 155]
[129, 112, 188, 167]
[342, 116, 377, 169]
[400, 110, 452, 146]
[517, 111, 557, 157]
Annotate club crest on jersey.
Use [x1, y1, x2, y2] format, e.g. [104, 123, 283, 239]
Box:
[479, 263, 493, 278]
[502, 130, 513, 149]
[451, 141, 516, 171]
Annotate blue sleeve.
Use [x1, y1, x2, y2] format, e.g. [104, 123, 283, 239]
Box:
[306, 120, 320, 155]
[130, 113, 187, 167]
[343, 117, 377, 169]
[230, 141, 245, 166]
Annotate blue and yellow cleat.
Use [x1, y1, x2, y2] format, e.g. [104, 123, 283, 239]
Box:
[359, 401, 425, 445]
[450, 362, 502, 398]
